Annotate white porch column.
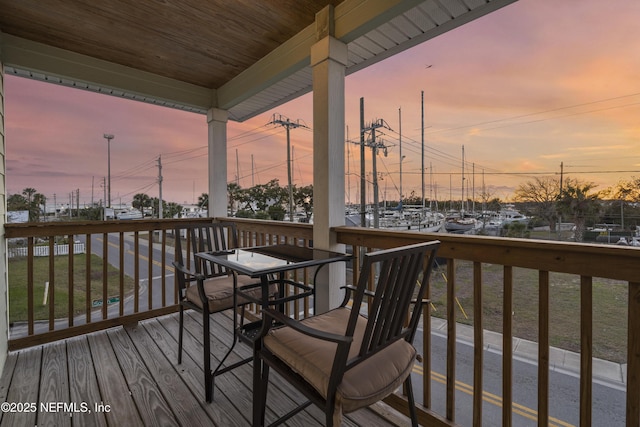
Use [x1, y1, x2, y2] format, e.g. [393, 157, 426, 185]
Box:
[311, 26, 348, 312]
[0, 38, 9, 371]
[207, 108, 228, 218]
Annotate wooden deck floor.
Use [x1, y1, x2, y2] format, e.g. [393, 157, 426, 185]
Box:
[0, 311, 408, 426]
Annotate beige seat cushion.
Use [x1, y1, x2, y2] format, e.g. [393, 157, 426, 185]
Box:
[185, 275, 274, 313]
[263, 307, 416, 413]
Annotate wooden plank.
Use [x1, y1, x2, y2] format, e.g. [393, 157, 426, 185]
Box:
[87, 330, 144, 426]
[2, 347, 41, 427]
[538, 271, 550, 427]
[9, 306, 179, 351]
[190, 310, 326, 426]
[580, 276, 593, 427]
[144, 316, 241, 425]
[156, 313, 257, 426]
[124, 322, 214, 425]
[473, 261, 483, 426]
[105, 327, 177, 425]
[66, 336, 107, 427]
[38, 341, 70, 427]
[0, 352, 19, 424]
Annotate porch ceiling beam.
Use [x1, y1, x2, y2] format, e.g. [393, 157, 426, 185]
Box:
[216, 0, 423, 111]
[0, 33, 213, 112]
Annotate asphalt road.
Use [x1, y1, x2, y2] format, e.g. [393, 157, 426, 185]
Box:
[411, 328, 626, 426]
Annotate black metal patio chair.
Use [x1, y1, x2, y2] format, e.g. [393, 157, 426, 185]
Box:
[253, 240, 440, 426]
[172, 221, 277, 402]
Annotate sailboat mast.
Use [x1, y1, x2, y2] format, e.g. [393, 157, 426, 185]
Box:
[399, 107, 403, 209]
[421, 90, 425, 211]
[461, 145, 465, 212]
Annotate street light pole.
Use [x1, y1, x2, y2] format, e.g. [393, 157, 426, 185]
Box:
[103, 134, 114, 208]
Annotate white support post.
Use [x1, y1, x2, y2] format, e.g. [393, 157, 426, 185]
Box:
[311, 27, 348, 313]
[207, 108, 229, 218]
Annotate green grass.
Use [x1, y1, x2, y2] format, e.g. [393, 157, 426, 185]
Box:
[8, 254, 135, 323]
[429, 261, 628, 363]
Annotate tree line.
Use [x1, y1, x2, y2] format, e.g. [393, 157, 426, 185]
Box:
[8, 175, 639, 242]
[513, 176, 640, 241]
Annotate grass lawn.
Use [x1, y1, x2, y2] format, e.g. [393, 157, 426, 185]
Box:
[8, 254, 135, 323]
[430, 261, 628, 363]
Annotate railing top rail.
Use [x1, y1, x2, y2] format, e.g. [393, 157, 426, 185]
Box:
[5, 217, 215, 238]
[335, 226, 640, 282]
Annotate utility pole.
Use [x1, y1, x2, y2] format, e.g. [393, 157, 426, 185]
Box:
[268, 114, 308, 222]
[103, 134, 114, 208]
[353, 118, 391, 229]
[157, 155, 163, 219]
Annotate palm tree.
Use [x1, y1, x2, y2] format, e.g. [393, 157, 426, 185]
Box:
[556, 179, 601, 242]
[31, 193, 47, 222]
[132, 193, 151, 214]
[22, 187, 36, 205]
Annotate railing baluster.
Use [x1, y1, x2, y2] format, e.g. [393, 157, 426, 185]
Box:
[27, 237, 34, 336]
[423, 262, 432, 409]
[446, 258, 456, 422]
[473, 261, 483, 426]
[580, 275, 593, 427]
[102, 233, 108, 320]
[134, 231, 140, 313]
[538, 270, 550, 426]
[503, 265, 513, 427]
[162, 230, 167, 307]
[119, 232, 125, 317]
[48, 238, 55, 331]
[68, 233, 74, 327]
[85, 234, 91, 324]
[148, 229, 154, 310]
[627, 281, 640, 427]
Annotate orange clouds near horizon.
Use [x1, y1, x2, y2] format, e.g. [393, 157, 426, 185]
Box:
[5, 0, 640, 208]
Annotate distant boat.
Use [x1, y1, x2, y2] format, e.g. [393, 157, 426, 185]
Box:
[115, 208, 143, 220]
[444, 210, 477, 233]
[499, 204, 529, 226]
[367, 205, 444, 233]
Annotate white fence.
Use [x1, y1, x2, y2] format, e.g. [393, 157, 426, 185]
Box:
[8, 243, 86, 258]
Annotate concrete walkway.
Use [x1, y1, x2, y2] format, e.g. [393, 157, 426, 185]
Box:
[431, 317, 627, 386]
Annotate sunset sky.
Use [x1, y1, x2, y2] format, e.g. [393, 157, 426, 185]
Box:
[5, 0, 640, 210]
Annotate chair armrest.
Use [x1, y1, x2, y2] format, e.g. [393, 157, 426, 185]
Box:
[172, 261, 204, 281]
[263, 308, 353, 345]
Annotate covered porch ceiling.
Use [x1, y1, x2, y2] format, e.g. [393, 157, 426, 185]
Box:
[0, 0, 516, 122]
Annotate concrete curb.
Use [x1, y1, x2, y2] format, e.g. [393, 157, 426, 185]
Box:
[430, 318, 626, 386]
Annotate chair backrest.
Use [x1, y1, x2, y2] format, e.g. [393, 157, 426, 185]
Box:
[345, 241, 440, 366]
[174, 222, 240, 284]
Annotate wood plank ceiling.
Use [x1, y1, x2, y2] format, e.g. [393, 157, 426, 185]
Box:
[0, 0, 517, 122]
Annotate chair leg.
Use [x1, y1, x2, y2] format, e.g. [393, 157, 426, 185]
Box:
[178, 305, 184, 364]
[203, 308, 213, 403]
[405, 376, 418, 427]
[253, 354, 269, 426]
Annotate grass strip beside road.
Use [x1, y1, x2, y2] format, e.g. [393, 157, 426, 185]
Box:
[430, 261, 628, 363]
[8, 254, 135, 323]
